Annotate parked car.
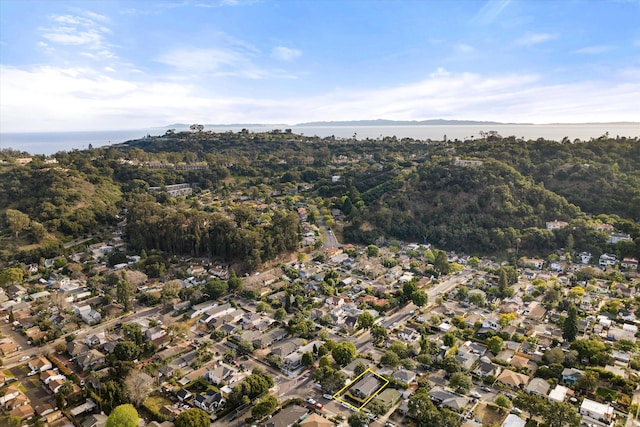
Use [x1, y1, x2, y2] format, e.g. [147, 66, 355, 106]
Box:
[307, 398, 316, 405]
[19, 356, 30, 362]
[27, 370, 38, 376]
[470, 391, 481, 399]
[323, 394, 334, 400]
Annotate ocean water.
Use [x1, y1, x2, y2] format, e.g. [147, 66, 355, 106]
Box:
[1, 123, 638, 156]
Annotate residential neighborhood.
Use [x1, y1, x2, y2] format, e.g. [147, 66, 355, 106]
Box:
[1, 199, 639, 427]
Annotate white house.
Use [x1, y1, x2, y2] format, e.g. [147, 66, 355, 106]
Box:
[580, 398, 614, 425]
[599, 253, 618, 268]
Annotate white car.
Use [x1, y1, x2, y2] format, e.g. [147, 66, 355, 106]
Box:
[470, 391, 481, 399]
[19, 356, 30, 362]
[27, 370, 38, 376]
[307, 398, 316, 405]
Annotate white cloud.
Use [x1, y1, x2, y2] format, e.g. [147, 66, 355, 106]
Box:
[39, 12, 114, 59]
[271, 46, 302, 61]
[514, 32, 557, 46]
[573, 45, 616, 54]
[1, 64, 639, 132]
[157, 45, 296, 79]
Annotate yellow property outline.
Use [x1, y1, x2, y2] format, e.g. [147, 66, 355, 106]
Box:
[332, 368, 389, 411]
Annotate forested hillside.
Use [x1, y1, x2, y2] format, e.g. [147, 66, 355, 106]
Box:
[1, 130, 639, 265]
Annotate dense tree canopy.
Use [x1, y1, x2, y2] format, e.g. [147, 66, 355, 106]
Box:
[106, 404, 139, 427]
[2, 131, 639, 264]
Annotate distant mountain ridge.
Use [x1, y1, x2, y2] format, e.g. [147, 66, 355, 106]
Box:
[163, 119, 524, 128]
[294, 119, 527, 126]
[162, 119, 638, 128]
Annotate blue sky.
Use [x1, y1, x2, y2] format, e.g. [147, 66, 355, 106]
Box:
[1, 0, 639, 132]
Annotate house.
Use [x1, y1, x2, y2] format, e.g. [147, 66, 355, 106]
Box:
[76, 349, 105, 370]
[428, 387, 469, 412]
[599, 253, 618, 268]
[548, 385, 570, 402]
[266, 404, 308, 427]
[69, 399, 97, 417]
[621, 257, 639, 270]
[578, 252, 593, 264]
[299, 413, 334, 427]
[9, 404, 35, 422]
[496, 369, 530, 389]
[186, 300, 218, 319]
[474, 357, 501, 379]
[0, 385, 21, 407]
[271, 340, 301, 358]
[28, 356, 53, 372]
[176, 388, 192, 402]
[478, 317, 500, 334]
[561, 367, 584, 384]
[502, 414, 526, 427]
[81, 413, 108, 427]
[522, 258, 544, 269]
[546, 220, 569, 230]
[146, 326, 168, 341]
[49, 378, 67, 394]
[40, 370, 66, 385]
[205, 364, 236, 385]
[0, 341, 19, 355]
[580, 398, 614, 425]
[67, 341, 89, 357]
[609, 233, 632, 245]
[525, 378, 550, 397]
[394, 369, 416, 384]
[194, 389, 225, 413]
[85, 332, 107, 348]
[353, 374, 381, 398]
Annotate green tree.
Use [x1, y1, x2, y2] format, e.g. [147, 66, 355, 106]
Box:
[573, 370, 599, 392]
[251, 395, 278, 418]
[513, 392, 545, 420]
[206, 278, 229, 299]
[449, 372, 472, 393]
[486, 336, 504, 355]
[354, 361, 367, 377]
[0, 267, 23, 286]
[408, 389, 440, 424]
[348, 411, 370, 427]
[494, 395, 512, 413]
[366, 244, 380, 257]
[5, 208, 30, 238]
[367, 399, 387, 416]
[442, 332, 456, 347]
[274, 307, 287, 321]
[441, 356, 462, 374]
[412, 289, 428, 306]
[227, 270, 244, 292]
[380, 350, 401, 368]
[116, 279, 134, 311]
[371, 324, 388, 344]
[174, 408, 210, 427]
[434, 250, 450, 275]
[113, 341, 141, 362]
[161, 279, 181, 303]
[301, 352, 314, 368]
[563, 304, 579, 342]
[332, 341, 357, 366]
[542, 401, 580, 427]
[106, 404, 139, 427]
[357, 311, 374, 329]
